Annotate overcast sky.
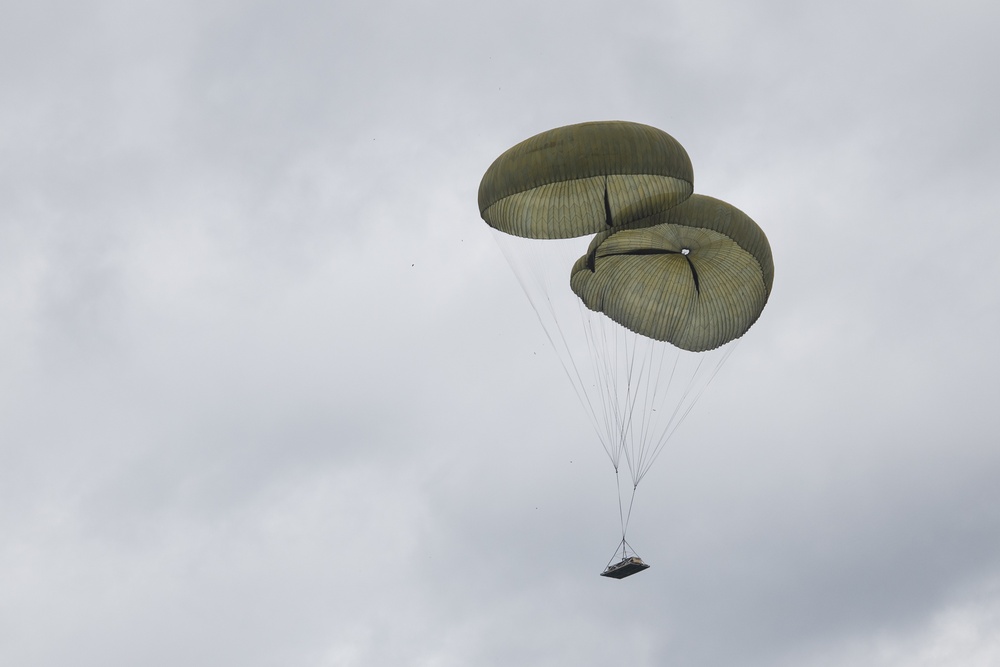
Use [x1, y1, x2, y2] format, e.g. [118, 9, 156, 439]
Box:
[2, 1, 999, 665]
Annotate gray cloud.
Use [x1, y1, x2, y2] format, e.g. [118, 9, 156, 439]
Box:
[2, 0, 999, 665]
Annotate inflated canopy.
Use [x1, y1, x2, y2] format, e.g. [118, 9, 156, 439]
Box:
[570, 195, 773, 352]
[478, 121, 693, 239]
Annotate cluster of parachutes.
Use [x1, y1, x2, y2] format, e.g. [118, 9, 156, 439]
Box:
[478, 121, 773, 557]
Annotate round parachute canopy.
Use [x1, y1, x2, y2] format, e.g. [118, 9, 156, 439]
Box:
[478, 121, 693, 239]
[570, 195, 773, 352]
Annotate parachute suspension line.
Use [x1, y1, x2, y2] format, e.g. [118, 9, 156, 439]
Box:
[607, 480, 642, 567]
[600, 322, 621, 467]
[622, 482, 639, 540]
[634, 339, 741, 486]
[629, 348, 680, 484]
[578, 303, 643, 475]
[633, 338, 667, 487]
[606, 322, 627, 467]
[580, 302, 622, 467]
[614, 323, 636, 468]
[619, 331, 648, 488]
[613, 328, 634, 475]
[605, 314, 631, 470]
[614, 459, 642, 552]
[636, 352, 709, 485]
[616, 468, 625, 542]
[592, 320, 645, 481]
[492, 233, 609, 454]
[606, 536, 643, 568]
[615, 474, 639, 545]
[631, 334, 660, 486]
[633, 340, 654, 471]
[623, 342, 678, 488]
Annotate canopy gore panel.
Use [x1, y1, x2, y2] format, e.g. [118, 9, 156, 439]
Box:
[600, 557, 650, 579]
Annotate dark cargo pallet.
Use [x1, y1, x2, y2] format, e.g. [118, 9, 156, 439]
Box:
[600, 556, 650, 579]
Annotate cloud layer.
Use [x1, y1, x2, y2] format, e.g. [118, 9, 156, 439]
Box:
[2, 1, 999, 665]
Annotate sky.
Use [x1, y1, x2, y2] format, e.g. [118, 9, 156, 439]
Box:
[2, 0, 999, 665]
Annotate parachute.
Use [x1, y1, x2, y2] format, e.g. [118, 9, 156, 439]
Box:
[571, 194, 774, 352]
[479, 121, 773, 576]
[479, 121, 693, 238]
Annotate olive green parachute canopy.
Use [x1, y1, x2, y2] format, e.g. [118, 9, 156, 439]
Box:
[478, 121, 694, 239]
[570, 195, 773, 352]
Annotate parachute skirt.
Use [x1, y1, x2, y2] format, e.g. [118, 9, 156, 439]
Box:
[601, 556, 650, 579]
